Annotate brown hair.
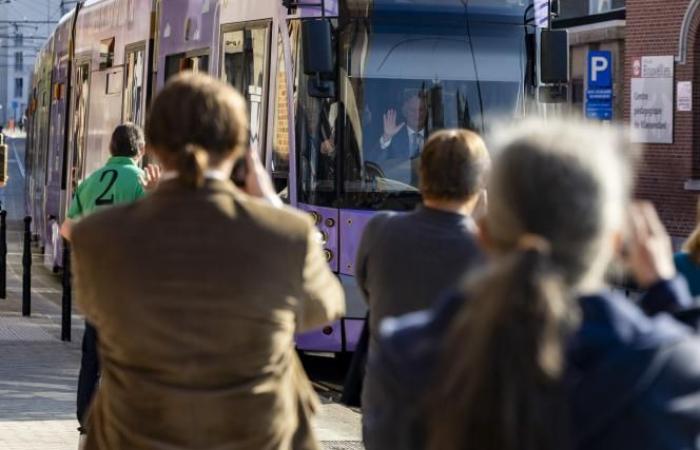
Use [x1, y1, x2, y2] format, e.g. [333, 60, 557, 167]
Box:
[419, 129, 489, 201]
[683, 200, 700, 263]
[426, 119, 633, 450]
[110, 122, 144, 157]
[145, 73, 248, 188]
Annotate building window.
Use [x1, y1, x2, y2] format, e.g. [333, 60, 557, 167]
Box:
[14, 34, 22, 47]
[99, 38, 115, 70]
[14, 78, 23, 98]
[14, 52, 23, 72]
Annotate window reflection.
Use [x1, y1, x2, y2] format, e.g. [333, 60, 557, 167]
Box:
[271, 29, 292, 198]
[164, 53, 209, 81]
[336, 17, 523, 210]
[292, 20, 339, 207]
[222, 26, 269, 156]
[123, 49, 145, 125]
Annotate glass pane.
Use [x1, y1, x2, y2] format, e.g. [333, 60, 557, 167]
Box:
[222, 26, 269, 155]
[336, 17, 524, 210]
[271, 30, 291, 198]
[123, 49, 145, 125]
[164, 53, 209, 81]
[293, 20, 339, 207]
[72, 64, 90, 189]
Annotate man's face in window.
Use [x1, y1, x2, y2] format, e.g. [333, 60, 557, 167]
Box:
[402, 95, 427, 131]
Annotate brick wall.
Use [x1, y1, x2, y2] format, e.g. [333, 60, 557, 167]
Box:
[625, 0, 699, 240]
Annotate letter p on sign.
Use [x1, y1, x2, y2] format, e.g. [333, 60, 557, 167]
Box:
[591, 57, 608, 82]
[588, 51, 612, 89]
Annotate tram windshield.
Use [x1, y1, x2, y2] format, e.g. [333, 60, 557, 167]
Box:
[295, 2, 528, 210]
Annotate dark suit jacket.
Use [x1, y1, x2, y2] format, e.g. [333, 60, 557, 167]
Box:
[369, 128, 425, 164]
[71, 178, 345, 450]
[355, 206, 483, 342]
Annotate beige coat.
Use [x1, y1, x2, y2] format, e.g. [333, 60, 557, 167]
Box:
[71, 179, 345, 450]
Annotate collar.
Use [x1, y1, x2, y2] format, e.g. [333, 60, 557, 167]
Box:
[406, 126, 425, 136]
[160, 169, 230, 182]
[106, 156, 138, 167]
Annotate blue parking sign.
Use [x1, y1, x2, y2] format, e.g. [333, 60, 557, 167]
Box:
[587, 51, 613, 120]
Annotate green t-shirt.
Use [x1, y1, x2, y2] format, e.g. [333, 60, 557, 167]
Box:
[67, 156, 145, 220]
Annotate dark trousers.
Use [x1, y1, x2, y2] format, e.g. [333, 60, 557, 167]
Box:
[77, 321, 100, 428]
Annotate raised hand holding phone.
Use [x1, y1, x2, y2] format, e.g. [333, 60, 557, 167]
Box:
[242, 149, 282, 207]
[625, 201, 676, 288]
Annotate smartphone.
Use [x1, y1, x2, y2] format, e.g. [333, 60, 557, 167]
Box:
[232, 156, 247, 188]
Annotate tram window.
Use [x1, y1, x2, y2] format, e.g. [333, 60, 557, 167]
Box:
[72, 63, 91, 188]
[123, 47, 145, 125]
[222, 24, 270, 158]
[271, 30, 290, 199]
[100, 38, 115, 70]
[164, 53, 209, 81]
[292, 20, 339, 207]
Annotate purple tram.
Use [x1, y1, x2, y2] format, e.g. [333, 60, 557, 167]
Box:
[25, 0, 556, 355]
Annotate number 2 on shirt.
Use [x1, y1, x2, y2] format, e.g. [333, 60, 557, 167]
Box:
[95, 169, 118, 206]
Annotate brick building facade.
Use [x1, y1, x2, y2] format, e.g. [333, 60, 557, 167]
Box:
[626, 0, 700, 241]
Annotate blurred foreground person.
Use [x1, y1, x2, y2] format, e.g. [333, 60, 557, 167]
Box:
[357, 129, 488, 442]
[59, 123, 157, 439]
[71, 73, 345, 450]
[675, 203, 700, 297]
[366, 120, 700, 450]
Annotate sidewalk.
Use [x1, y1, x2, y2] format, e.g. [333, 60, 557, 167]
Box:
[0, 224, 85, 449]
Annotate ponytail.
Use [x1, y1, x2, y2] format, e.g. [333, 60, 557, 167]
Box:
[177, 144, 209, 189]
[426, 246, 576, 450]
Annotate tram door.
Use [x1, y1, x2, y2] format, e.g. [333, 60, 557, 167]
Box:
[221, 22, 271, 157]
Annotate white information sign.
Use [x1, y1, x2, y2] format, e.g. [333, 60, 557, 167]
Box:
[631, 56, 674, 144]
[641, 56, 674, 78]
[677, 81, 692, 112]
[631, 78, 674, 144]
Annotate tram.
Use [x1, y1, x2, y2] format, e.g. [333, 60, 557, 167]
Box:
[25, 0, 565, 354]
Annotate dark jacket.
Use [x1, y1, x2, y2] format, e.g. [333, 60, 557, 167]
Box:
[355, 206, 483, 428]
[355, 206, 483, 343]
[363, 277, 700, 450]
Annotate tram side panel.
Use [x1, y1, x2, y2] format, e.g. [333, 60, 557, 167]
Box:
[43, 17, 74, 268]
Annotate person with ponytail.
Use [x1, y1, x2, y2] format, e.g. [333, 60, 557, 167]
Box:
[69, 73, 345, 450]
[363, 119, 700, 450]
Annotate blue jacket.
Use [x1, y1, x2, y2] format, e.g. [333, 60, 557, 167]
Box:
[363, 278, 700, 450]
[675, 252, 700, 298]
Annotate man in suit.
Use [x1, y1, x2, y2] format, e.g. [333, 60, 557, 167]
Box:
[373, 92, 428, 185]
[356, 129, 490, 450]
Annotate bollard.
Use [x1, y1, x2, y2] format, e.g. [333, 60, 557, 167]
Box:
[61, 239, 71, 342]
[22, 216, 31, 316]
[0, 210, 6, 299]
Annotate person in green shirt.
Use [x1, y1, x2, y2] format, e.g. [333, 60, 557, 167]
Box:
[61, 124, 159, 240]
[61, 123, 159, 439]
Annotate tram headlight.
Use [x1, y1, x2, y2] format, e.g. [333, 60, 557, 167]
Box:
[309, 211, 321, 225]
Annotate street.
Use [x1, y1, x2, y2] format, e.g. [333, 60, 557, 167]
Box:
[0, 138, 363, 450]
